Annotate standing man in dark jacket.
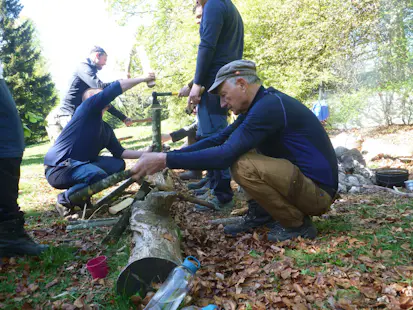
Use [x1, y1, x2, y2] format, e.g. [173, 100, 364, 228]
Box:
[185, 0, 244, 210]
[0, 61, 48, 257]
[46, 46, 133, 143]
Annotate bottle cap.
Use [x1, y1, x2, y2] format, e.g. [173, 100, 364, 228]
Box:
[182, 256, 201, 274]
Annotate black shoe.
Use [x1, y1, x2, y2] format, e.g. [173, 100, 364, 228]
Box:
[180, 170, 202, 180]
[188, 177, 209, 190]
[0, 218, 48, 257]
[267, 216, 317, 242]
[224, 200, 275, 236]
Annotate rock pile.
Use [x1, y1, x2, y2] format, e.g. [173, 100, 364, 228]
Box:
[335, 147, 376, 194]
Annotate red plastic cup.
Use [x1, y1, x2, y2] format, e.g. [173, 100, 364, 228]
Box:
[86, 256, 109, 279]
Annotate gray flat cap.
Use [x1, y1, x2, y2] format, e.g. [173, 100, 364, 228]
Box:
[208, 60, 257, 94]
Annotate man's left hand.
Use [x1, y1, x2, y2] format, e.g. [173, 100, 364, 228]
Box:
[130, 152, 167, 180]
[124, 118, 133, 127]
[187, 84, 202, 110]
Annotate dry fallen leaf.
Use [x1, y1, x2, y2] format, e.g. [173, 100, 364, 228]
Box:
[162, 233, 175, 242]
[360, 286, 377, 299]
[73, 297, 84, 308]
[28, 284, 39, 293]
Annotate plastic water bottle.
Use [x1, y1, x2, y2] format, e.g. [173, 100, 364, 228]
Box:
[181, 305, 218, 310]
[143, 256, 201, 310]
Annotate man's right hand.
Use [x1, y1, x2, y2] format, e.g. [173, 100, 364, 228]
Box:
[178, 85, 191, 97]
[142, 72, 156, 83]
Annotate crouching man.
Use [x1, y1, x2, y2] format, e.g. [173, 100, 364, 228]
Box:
[128, 60, 338, 241]
[44, 73, 155, 216]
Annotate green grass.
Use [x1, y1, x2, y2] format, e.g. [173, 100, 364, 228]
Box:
[3, 122, 413, 308]
[0, 121, 185, 309]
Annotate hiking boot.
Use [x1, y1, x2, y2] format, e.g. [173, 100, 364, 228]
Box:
[188, 177, 209, 190]
[195, 196, 234, 212]
[267, 216, 317, 242]
[0, 218, 49, 257]
[224, 200, 275, 236]
[179, 170, 202, 180]
[55, 193, 73, 217]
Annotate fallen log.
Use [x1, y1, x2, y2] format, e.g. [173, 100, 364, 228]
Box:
[102, 181, 152, 245]
[209, 216, 244, 226]
[94, 178, 135, 209]
[68, 170, 132, 205]
[66, 218, 119, 231]
[116, 191, 182, 297]
[362, 184, 413, 198]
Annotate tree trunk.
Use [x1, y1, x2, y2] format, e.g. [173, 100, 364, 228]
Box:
[116, 191, 182, 297]
[152, 96, 162, 152]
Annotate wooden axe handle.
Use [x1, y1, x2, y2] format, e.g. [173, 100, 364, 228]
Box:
[185, 86, 206, 114]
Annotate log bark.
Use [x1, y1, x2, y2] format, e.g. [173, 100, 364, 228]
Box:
[102, 181, 151, 245]
[66, 218, 119, 231]
[362, 184, 413, 197]
[94, 178, 135, 209]
[116, 191, 182, 297]
[209, 216, 244, 226]
[68, 170, 132, 205]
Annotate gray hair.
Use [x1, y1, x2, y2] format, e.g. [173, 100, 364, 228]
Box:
[227, 75, 262, 86]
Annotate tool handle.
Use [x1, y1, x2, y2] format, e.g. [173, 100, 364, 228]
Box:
[131, 117, 152, 124]
[185, 86, 205, 114]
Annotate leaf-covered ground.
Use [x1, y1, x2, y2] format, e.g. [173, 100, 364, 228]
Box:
[1, 125, 413, 309]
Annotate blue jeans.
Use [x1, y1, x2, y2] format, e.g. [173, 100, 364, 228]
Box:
[45, 157, 125, 206]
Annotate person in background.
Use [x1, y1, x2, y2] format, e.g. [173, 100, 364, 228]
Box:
[0, 61, 48, 257]
[311, 94, 329, 126]
[46, 46, 134, 143]
[178, 0, 244, 210]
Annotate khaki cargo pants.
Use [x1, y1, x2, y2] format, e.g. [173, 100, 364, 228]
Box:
[231, 152, 334, 228]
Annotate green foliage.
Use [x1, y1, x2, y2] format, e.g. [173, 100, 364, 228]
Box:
[328, 88, 372, 128]
[106, 0, 412, 128]
[0, 0, 58, 143]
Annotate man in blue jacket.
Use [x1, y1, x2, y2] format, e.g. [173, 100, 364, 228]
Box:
[184, 0, 244, 210]
[128, 60, 338, 242]
[0, 61, 48, 257]
[44, 73, 155, 217]
[46, 46, 133, 143]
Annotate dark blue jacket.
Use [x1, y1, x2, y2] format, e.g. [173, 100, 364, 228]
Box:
[58, 58, 126, 121]
[167, 86, 338, 197]
[0, 78, 25, 158]
[45, 82, 125, 166]
[194, 0, 244, 137]
[194, 0, 244, 87]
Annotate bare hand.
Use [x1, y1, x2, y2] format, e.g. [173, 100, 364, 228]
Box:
[123, 118, 133, 127]
[142, 72, 156, 83]
[161, 133, 172, 143]
[130, 153, 167, 180]
[178, 85, 191, 97]
[187, 84, 202, 109]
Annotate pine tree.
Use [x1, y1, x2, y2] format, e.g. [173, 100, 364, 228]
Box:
[0, 0, 58, 142]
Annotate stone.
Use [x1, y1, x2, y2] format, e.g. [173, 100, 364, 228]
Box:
[347, 175, 360, 187]
[348, 186, 361, 194]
